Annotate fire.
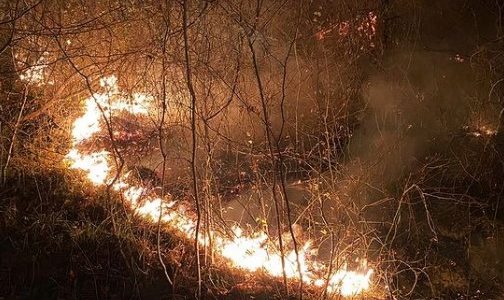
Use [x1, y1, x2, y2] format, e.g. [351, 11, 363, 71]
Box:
[325, 263, 374, 297]
[65, 75, 374, 297]
[72, 99, 103, 143]
[66, 149, 110, 185]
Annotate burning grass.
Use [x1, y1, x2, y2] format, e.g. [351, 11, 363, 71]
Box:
[3, 2, 504, 298]
[63, 75, 377, 298]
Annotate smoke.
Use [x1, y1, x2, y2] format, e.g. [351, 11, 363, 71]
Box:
[332, 50, 475, 221]
[220, 48, 480, 261]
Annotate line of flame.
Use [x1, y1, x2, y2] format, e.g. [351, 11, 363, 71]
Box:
[65, 76, 373, 297]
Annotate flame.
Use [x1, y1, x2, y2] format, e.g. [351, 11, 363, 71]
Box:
[72, 99, 103, 144]
[66, 149, 110, 185]
[65, 75, 374, 297]
[329, 268, 374, 297]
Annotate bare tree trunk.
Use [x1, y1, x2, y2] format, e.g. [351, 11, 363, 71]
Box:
[0, 3, 16, 184]
[2, 85, 27, 186]
[157, 1, 173, 287]
[182, 1, 202, 298]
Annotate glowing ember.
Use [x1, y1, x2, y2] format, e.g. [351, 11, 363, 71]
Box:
[65, 75, 374, 297]
[463, 124, 498, 138]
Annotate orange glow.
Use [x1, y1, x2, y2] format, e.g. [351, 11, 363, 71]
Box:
[65, 75, 374, 297]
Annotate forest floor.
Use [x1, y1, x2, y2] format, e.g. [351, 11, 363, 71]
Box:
[1, 171, 379, 300]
